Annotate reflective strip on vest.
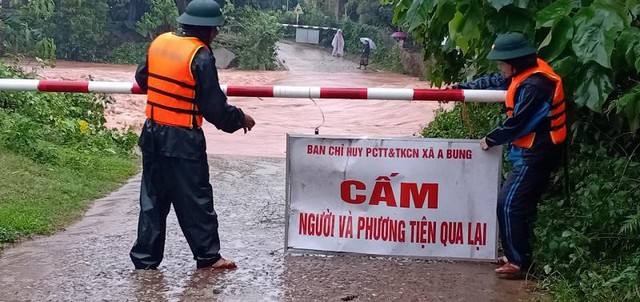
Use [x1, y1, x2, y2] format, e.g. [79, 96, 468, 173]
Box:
[145, 32, 205, 128]
[505, 58, 566, 148]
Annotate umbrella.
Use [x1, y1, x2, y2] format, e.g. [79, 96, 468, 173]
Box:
[391, 31, 407, 39]
[359, 37, 376, 49]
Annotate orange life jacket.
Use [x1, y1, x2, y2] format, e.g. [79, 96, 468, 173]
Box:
[506, 58, 566, 148]
[145, 32, 205, 128]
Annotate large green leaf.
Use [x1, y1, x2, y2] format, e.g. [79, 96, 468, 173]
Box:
[487, 0, 529, 10]
[405, 0, 437, 31]
[536, 0, 576, 28]
[539, 16, 574, 62]
[448, 7, 482, 53]
[594, 0, 634, 24]
[392, 0, 412, 25]
[574, 62, 615, 112]
[551, 55, 578, 94]
[632, 3, 640, 19]
[485, 5, 535, 34]
[572, 4, 625, 68]
[612, 27, 640, 72]
[617, 84, 640, 133]
[433, 0, 457, 24]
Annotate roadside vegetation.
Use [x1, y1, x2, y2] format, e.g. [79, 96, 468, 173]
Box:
[0, 0, 282, 69]
[0, 62, 139, 248]
[401, 0, 640, 300]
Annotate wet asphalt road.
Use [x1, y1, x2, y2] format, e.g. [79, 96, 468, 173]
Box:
[0, 155, 534, 301]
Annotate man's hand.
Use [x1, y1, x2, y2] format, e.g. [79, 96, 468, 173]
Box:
[243, 114, 255, 134]
[480, 137, 490, 151]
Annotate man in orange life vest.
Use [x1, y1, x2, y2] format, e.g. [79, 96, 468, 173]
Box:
[456, 32, 566, 277]
[130, 0, 254, 270]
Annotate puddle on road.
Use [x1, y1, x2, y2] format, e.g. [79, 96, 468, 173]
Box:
[0, 156, 535, 301]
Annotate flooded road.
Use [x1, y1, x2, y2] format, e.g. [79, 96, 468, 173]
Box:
[0, 40, 537, 301]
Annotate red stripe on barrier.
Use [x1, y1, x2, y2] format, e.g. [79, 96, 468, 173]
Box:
[320, 88, 368, 99]
[226, 86, 274, 97]
[132, 83, 146, 94]
[38, 80, 89, 93]
[413, 89, 464, 102]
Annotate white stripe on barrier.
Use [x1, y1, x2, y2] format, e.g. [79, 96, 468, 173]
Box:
[367, 88, 414, 101]
[88, 81, 135, 94]
[281, 24, 340, 31]
[274, 86, 321, 98]
[463, 90, 506, 103]
[0, 79, 39, 91]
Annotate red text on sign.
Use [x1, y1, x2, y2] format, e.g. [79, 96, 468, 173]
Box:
[340, 174, 438, 209]
[299, 212, 335, 237]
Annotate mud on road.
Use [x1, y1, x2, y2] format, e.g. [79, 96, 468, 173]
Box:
[0, 40, 539, 301]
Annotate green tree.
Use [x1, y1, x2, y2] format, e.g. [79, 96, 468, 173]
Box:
[386, 0, 640, 134]
[388, 0, 640, 299]
[0, 0, 56, 59]
[47, 0, 110, 61]
[136, 0, 179, 40]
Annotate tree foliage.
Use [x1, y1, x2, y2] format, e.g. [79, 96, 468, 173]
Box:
[0, 0, 284, 69]
[385, 0, 640, 134]
[136, 0, 179, 39]
[218, 6, 282, 70]
[398, 0, 640, 299]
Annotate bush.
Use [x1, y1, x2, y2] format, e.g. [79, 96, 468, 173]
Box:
[105, 42, 149, 65]
[135, 0, 178, 40]
[219, 7, 282, 70]
[47, 0, 111, 61]
[0, 61, 137, 163]
[536, 144, 640, 301]
[421, 100, 640, 301]
[422, 103, 502, 139]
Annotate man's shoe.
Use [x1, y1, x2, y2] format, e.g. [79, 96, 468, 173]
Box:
[494, 262, 520, 275]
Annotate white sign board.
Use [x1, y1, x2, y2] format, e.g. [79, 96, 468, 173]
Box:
[285, 135, 501, 260]
[295, 28, 320, 44]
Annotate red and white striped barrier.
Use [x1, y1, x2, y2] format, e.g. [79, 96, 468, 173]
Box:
[281, 24, 340, 31]
[0, 79, 505, 103]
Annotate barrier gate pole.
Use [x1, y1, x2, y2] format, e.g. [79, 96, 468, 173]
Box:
[0, 79, 505, 103]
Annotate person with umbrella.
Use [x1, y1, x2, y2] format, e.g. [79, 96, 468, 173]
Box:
[357, 38, 374, 70]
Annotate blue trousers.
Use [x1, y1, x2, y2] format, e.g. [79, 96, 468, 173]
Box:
[497, 164, 554, 270]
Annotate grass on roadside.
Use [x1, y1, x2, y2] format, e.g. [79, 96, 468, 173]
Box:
[0, 147, 140, 247]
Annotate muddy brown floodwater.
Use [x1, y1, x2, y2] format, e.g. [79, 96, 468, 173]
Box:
[1, 40, 540, 301]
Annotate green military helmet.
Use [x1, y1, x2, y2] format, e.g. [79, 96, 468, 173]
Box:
[487, 32, 537, 61]
[177, 0, 225, 27]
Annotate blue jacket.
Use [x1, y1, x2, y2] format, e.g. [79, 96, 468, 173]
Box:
[456, 73, 563, 167]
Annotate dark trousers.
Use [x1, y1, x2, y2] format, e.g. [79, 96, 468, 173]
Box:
[130, 151, 221, 269]
[497, 163, 553, 270]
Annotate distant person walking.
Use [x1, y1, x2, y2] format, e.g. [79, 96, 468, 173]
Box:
[331, 29, 344, 57]
[358, 39, 370, 70]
